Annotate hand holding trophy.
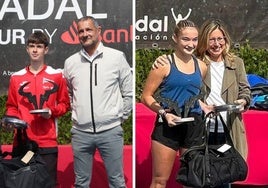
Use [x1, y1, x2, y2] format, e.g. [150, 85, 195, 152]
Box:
[154, 89, 197, 126]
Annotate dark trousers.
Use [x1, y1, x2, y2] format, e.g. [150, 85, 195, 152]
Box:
[40, 152, 58, 187]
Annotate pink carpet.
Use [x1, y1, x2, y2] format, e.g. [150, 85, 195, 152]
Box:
[136, 103, 268, 188]
[2, 145, 132, 188]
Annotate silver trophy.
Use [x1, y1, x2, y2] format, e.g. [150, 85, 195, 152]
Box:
[154, 85, 205, 122]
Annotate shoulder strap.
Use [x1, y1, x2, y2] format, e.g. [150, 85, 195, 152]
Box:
[192, 55, 198, 66]
[171, 53, 175, 64]
[205, 112, 235, 147]
[217, 114, 234, 146]
[192, 55, 202, 76]
[166, 53, 173, 65]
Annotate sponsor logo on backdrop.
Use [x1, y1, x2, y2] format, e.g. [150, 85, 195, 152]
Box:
[0, 0, 107, 20]
[61, 21, 133, 45]
[135, 8, 192, 48]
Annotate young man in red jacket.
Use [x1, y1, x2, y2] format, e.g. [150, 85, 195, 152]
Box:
[5, 31, 70, 187]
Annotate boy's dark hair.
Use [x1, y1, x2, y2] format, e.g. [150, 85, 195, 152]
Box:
[27, 31, 49, 47]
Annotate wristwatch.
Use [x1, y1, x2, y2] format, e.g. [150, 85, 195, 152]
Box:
[158, 109, 167, 118]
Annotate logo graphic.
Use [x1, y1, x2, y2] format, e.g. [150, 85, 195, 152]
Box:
[171, 8, 192, 24]
[61, 21, 80, 44]
[136, 8, 193, 48]
[19, 80, 59, 109]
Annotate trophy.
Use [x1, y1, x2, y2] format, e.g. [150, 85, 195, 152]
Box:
[154, 85, 205, 123]
[18, 80, 59, 114]
[1, 116, 28, 130]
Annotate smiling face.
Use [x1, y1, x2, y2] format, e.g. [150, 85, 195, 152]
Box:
[173, 27, 198, 56]
[77, 18, 101, 54]
[196, 19, 232, 64]
[207, 28, 226, 62]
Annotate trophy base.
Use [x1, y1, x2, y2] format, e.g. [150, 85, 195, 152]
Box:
[214, 104, 241, 112]
[173, 117, 195, 123]
[29, 109, 50, 114]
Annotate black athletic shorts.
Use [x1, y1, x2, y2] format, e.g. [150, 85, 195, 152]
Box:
[151, 113, 204, 151]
